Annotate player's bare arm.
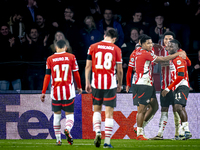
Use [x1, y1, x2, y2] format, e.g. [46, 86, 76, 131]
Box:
[85, 59, 92, 93]
[116, 63, 123, 93]
[155, 51, 186, 62]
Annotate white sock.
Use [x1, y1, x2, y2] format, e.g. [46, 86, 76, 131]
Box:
[173, 112, 180, 136]
[182, 122, 190, 132]
[104, 118, 113, 144]
[54, 113, 61, 142]
[180, 125, 185, 135]
[93, 112, 101, 133]
[158, 112, 168, 137]
[137, 127, 143, 136]
[65, 114, 74, 133]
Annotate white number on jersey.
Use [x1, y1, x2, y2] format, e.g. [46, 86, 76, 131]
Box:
[95, 52, 113, 70]
[53, 64, 69, 82]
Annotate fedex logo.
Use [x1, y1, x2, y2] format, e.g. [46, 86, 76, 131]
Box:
[0, 94, 82, 139]
[82, 94, 138, 139]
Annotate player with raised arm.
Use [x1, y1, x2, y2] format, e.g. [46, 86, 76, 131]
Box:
[133, 36, 186, 140]
[150, 31, 191, 140]
[126, 34, 158, 139]
[40, 40, 82, 146]
[161, 39, 192, 140]
[85, 28, 123, 148]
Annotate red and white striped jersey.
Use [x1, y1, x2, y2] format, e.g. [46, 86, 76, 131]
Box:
[87, 40, 122, 89]
[154, 46, 191, 89]
[154, 46, 171, 89]
[46, 52, 79, 100]
[128, 47, 141, 84]
[169, 56, 190, 90]
[134, 49, 157, 86]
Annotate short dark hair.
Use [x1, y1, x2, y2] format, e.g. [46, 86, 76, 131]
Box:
[169, 39, 181, 48]
[140, 35, 151, 45]
[163, 31, 176, 39]
[105, 28, 118, 39]
[55, 40, 67, 49]
[138, 34, 148, 41]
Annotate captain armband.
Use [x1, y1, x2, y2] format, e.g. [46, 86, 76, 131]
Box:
[46, 69, 51, 75]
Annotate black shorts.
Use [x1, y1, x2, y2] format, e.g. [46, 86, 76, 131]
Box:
[132, 84, 156, 106]
[52, 99, 74, 112]
[133, 84, 154, 106]
[132, 84, 139, 106]
[160, 89, 174, 107]
[174, 85, 189, 106]
[92, 87, 117, 108]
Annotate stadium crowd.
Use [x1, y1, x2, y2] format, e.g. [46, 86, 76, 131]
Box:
[0, 0, 200, 92]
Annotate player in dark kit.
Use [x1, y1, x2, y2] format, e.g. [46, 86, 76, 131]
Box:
[41, 40, 82, 145]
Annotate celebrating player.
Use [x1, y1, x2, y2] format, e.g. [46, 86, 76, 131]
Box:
[150, 31, 191, 140]
[85, 28, 123, 148]
[132, 36, 186, 140]
[161, 39, 192, 140]
[40, 40, 82, 145]
[126, 34, 158, 139]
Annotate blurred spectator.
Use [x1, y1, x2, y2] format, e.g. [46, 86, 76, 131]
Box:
[35, 13, 51, 47]
[88, 0, 103, 23]
[79, 16, 103, 60]
[134, 0, 155, 25]
[48, 0, 66, 28]
[0, 23, 22, 90]
[149, 13, 169, 45]
[111, 0, 127, 23]
[21, 26, 48, 90]
[190, 50, 200, 92]
[7, 10, 26, 43]
[57, 5, 82, 56]
[48, 31, 72, 56]
[123, 10, 148, 42]
[79, 16, 103, 89]
[96, 7, 124, 47]
[22, 0, 39, 29]
[121, 28, 139, 85]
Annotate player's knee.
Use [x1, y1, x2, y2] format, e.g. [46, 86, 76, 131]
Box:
[161, 107, 169, 112]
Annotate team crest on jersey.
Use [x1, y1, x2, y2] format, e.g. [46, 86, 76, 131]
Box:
[177, 60, 181, 65]
[131, 58, 134, 62]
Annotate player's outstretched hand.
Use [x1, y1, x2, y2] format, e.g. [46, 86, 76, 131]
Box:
[126, 86, 130, 93]
[41, 94, 45, 102]
[85, 84, 92, 93]
[179, 51, 186, 59]
[117, 84, 122, 93]
[77, 88, 82, 94]
[161, 90, 169, 97]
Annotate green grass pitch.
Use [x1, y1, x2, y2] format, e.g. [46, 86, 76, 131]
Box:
[0, 139, 200, 150]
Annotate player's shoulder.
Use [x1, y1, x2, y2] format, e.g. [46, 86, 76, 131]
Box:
[173, 56, 186, 64]
[90, 41, 103, 48]
[64, 52, 76, 59]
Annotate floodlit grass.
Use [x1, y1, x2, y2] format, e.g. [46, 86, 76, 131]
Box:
[0, 139, 200, 150]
